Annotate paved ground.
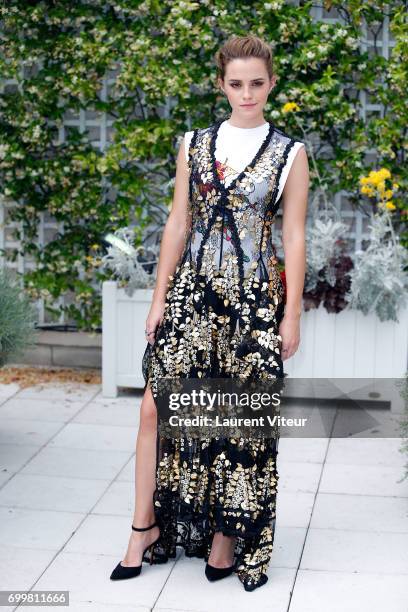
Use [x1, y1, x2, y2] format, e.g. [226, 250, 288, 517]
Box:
[0, 381, 407, 612]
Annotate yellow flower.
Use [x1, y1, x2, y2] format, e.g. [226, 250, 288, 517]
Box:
[90, 244, 99, 250]
[368, 170, 381, 185]
[385, 201, 396, 210]
[359, 176, 371, 185]
[360, 185, 374, 196]
[377, 180, 385, 193]
[392, 183, 399, 190]
[384, 189, 393, 199]
[282, 102, 300, 113]
[377, 167, 391, 180]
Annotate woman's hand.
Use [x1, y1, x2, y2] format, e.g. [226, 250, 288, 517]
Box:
[145, 300, 166, 346]
[278, 314, 300, 360]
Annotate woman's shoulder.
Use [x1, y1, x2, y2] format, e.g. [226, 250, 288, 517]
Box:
[183, 124, 214, 158]
[184, 123, 213, 139]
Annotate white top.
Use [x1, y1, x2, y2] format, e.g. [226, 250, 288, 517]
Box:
[184, 119, 304, 202]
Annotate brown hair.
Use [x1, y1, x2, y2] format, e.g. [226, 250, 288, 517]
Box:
[215, 35, 274, 81]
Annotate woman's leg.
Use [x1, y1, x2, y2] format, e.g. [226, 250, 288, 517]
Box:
[208, 533, 236, 568]
[120, 382, 160, 567]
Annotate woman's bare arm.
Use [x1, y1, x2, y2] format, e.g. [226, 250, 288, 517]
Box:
[152, 137, 190, 304]
[279, 146, 309, 358]
[146, 137, 191, 342]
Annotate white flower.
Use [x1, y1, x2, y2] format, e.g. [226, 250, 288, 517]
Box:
[346, 36, 358, 49]
[264, 0, 282, 8]
[336, 28, 348, 37]
[0, 144, 9, 159]
[306, 51, 315, 60]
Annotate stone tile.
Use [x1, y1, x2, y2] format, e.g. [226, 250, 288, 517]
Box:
[34, 551, 166, 610]
[15, 384, 99, 402]
[320, 463, 408, 497]
[0, 545, 56, 591]
[0, 419, 63, 447]
[280, 404, 337, 438]
[0, 473, 10, 488]
[277, 438, 329, 463]
[116, 454, 135, 482]
[155, 556, 296, 612]
[0, 474, 110, 513]
[92, 481, 134, 517]
[0, 383, 20, 400]
[310, 493, 408, 533]
[276, 492, 315, 528]
[333, 406, 404, 438]
[48, 423, 137, 452]
[64, 514, 141, 556]
[270, 526, 307, 569]
[0, 507, 84, 550]
[20, 447, 131, 481]
[0, 444, 39, 487]
[277, 460, 322, 493]
[0, 398, 84, 422]
[300, 528, 408, 574]
[289, 569, 408, 612]
[72, 401, 140, 427]
[26, 604, 144, 612]
[91, 391, 143, 406]
[326, 437, 407, 467]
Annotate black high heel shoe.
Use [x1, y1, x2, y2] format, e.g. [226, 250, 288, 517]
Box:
[110, 521, 161, 581]
[205, 560, 236, 582]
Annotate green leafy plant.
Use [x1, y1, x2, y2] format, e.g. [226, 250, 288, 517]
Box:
[0, 268, 38, 367]
[0, 1, 406, 329]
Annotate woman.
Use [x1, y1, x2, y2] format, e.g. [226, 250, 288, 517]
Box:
[110, 34, 309, 591]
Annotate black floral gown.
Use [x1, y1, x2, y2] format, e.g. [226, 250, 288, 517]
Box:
[142, 117, 300, 591]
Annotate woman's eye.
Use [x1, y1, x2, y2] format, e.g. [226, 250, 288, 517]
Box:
[230, 82, 264, 88]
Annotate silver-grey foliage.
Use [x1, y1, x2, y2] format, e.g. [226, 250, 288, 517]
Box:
[345, 213, 408, 322]
[101, 228, 159, 296]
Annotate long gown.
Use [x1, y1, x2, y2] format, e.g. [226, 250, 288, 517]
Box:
[141, 116, 302, 591]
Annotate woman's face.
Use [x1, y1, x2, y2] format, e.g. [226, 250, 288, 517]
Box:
[218, 57, 276, 116]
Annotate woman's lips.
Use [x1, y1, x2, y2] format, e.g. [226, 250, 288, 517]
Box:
[241, 103, 257, 107]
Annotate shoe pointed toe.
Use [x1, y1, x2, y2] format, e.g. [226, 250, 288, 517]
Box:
[110, 561, 142, 581]
[110, 522, 162, 581]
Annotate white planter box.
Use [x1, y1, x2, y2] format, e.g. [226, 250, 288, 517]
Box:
[102, 281, 408, 408]
[283, 302, 408, 412]
[102, 281, 154, 397]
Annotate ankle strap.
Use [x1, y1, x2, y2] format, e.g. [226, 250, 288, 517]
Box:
[131, 522, 157, 532]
